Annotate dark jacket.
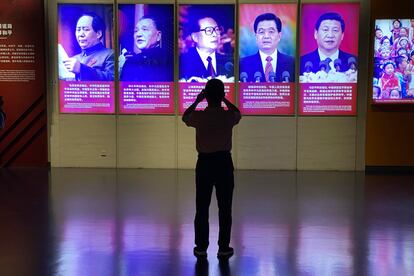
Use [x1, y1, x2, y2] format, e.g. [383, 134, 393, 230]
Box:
[179, 47, 233, 80]
[239, 51, 295, 82]
[120, 47, 173, 82]
[72, 43, 114, 81]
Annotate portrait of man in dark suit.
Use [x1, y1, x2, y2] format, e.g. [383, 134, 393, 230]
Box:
[60, 13, 114, 81]
[179, 14, 234, 82]
[300, 12, 357, 77]
[239, 13, 295, 83]
[120, 14, 173, 82]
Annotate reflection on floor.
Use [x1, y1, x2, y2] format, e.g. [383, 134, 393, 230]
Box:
[1, 168, 414, 275]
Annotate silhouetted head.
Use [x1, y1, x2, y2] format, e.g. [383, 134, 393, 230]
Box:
[0, 96, 3, 107]
[204, 79, 225, 107]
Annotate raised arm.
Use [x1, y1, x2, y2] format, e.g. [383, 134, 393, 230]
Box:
[222, 97, 240, 114]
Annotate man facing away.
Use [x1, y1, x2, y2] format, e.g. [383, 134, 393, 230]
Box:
[182, 79, 241, 259]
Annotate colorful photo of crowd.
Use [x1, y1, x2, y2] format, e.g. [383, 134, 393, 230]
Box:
[373, 19, 414, 100]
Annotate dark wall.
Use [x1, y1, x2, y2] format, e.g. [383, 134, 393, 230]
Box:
[0, 0, 47, 167]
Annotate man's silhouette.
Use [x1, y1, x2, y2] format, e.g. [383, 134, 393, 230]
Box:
[182, 79, 241, 259]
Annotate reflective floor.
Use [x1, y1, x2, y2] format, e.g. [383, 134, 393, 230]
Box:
[1, 168, 414, 276]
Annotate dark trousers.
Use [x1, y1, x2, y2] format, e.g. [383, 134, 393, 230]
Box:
[195, 151, 234, 250]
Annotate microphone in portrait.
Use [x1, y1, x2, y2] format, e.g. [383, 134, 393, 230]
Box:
[254, 71, 262, 83]
[225, 62, 234, 77]
[319, 60, 328, 72]
[268, 71, 276, 82]
[348, 57, 357, 69]
[304, 61, 313, 73]
[240, 72, 248, 82]
[334, 59, 342, 71]
[282, 71, 290, 83]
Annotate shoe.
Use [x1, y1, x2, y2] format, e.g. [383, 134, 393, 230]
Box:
[193, 247, 207, 258]
[217, 247, 234, 259]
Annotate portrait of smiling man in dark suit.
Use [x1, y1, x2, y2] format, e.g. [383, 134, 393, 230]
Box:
[239, 13, 295, 83]
[179, 13, 234, 82]
[300, 12, 357, 76]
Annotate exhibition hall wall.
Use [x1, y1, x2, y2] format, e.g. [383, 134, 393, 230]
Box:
[0, 0, 48, 167]
[46, 0, 369, 170]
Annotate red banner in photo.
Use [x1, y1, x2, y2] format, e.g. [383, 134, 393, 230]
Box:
[178, 82, 235, 114]
[299, 83, 357, 115]
[119, 82, 174, 114]
[59, 80, 115, 114]
[239, 83, 294, 115]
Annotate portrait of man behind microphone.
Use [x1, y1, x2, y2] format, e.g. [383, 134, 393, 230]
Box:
[118, 4, 174, 82]
[179, 5, 234, 83]
[119, 14, 173, 82]
[239, 12, 295, 83]
[299, 12, 358, 83]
